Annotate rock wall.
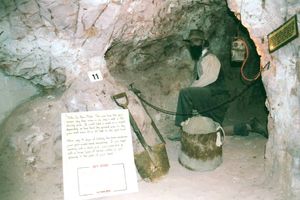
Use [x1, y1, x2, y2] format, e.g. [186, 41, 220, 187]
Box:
[0, 1, 171, 199]
[0, 71, 39, 125]
[0, 0, 234, 166]
[0, 0, 298, 199]
[227, 0, 300, 198]
[105, 0, 264, 134]
[0, 0, 168, 153]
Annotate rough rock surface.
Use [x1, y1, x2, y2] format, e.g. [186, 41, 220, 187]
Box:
[228, 0, 300, 199]
[0, 1, 173, 199]
[0, 71, 39, 124]
[105, 1, 266, 135]
[0, 0, 298, 199]
[0, 0, 243, 166]
[0, 0, 167, 151]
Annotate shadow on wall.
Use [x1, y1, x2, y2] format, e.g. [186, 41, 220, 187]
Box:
[0, 71, 40, 125]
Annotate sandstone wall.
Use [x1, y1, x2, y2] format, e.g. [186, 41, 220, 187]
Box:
[227, 0, 300, 198]
[1, 0, 298, 198]
[0, 71, 39, 125]
[0, 1, 170, 199]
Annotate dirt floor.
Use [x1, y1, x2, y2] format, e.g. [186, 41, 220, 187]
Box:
[0, 132, 283, 200]
[106, 133, 282, 200]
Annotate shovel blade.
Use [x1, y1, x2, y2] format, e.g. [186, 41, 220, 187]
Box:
[134, 143, 170, 182]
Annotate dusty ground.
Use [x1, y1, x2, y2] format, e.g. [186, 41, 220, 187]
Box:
[106, 133, 282, 200]
[0, 132, 283, 200]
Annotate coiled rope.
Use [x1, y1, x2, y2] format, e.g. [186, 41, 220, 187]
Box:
[238, 37, 262, 81]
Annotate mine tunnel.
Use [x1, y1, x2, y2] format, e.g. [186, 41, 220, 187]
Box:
[105, 9, 268, 140]
[0, 0, 299, 200]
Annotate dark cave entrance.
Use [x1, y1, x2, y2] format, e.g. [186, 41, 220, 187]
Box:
[105, 6, 268, 139]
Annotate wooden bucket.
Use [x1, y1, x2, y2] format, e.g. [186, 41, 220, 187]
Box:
[179, 126, 224, 171]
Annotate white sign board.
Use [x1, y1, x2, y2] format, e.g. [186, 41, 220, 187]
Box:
[61, 109, 138, 200]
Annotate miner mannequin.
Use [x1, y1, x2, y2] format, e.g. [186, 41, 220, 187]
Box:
[167, 30, 229, 141]
[167, 30, 267, 141]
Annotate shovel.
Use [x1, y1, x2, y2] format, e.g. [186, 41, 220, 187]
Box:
[112, 92, 170, 181]
[129, 83, 166, 144]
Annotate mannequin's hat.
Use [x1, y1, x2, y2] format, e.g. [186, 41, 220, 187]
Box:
[188, 29, 205, 42]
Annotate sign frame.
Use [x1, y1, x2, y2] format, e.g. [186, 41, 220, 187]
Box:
[267, 15, 298, 53]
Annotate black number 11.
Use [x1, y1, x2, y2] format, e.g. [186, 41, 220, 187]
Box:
[92, 74, 99, 80]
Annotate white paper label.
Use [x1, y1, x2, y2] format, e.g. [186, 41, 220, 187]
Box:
[61, 109, 138, 200]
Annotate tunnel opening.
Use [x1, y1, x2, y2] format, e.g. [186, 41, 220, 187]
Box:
[105, 6, 268, 140]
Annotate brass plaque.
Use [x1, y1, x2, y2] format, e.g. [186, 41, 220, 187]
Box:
[268, 15, 298, 53]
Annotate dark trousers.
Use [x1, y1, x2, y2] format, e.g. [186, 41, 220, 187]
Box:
[175, 87, 229, 127]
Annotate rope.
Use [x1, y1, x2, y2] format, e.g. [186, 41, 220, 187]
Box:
[239, 38, 261, 81]
[130, 37, 268, 116]
[130, 82, 257, 116]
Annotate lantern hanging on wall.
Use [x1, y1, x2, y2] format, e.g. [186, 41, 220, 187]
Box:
[231, 37, 247, 63]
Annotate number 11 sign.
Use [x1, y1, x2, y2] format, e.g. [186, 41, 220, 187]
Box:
[88, 70, 103, 82]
